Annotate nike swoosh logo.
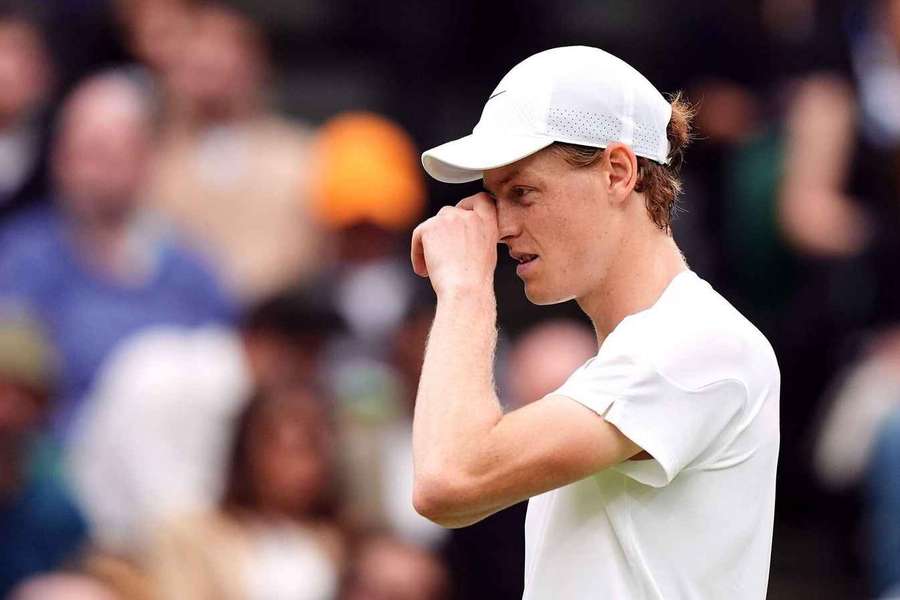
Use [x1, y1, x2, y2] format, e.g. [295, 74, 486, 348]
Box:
[488, 90, 507, 100]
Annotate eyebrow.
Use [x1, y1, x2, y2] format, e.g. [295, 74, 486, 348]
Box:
[483, 168, 521, 196]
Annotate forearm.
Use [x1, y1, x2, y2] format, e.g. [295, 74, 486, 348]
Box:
[412, 286, 503, 514]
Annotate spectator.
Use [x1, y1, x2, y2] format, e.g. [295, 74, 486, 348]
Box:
[778, 0, 900, 326]
[68, 289, 342, 554]
[778, 5, 900, 593]
[115, 0, 195, 75]
[333, 301, 447, 549]
[816, 326, 900, 597]
[148, 384, 344, 600]
[341, 534, 449, 600]
[151, 3, 325, 303]
[0, 306, 87, 597]
[503, 319, 597, 408]
[311, 111, 426, 354]
[0, 11, 54, 223]
[305, 111, 443, 546]
[0, 69, 234, 433]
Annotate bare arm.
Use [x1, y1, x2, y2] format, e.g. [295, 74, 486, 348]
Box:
[411, 289, 504, 526]
[778, 74, 868, 256]
[411, 194, 642, 528]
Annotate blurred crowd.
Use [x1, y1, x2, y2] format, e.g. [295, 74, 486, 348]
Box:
[0, 0, 899, 598]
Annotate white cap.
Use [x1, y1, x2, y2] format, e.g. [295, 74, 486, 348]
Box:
[422, 46, 672, 184]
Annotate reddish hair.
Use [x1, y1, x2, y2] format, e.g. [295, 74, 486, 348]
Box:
[551, 92, 695, 232]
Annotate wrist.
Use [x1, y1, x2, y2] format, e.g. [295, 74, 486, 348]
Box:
[436, 284, 496, 311]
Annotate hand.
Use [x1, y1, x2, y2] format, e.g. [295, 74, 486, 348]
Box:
[410, 192, 499, 297]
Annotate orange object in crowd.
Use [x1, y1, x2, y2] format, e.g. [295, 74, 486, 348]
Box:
[311, 112, 426, 232]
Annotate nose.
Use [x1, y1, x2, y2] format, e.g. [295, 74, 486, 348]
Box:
[495, 198, 521, 245]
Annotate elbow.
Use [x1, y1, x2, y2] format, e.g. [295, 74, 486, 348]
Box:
[412, 471, 477, 528]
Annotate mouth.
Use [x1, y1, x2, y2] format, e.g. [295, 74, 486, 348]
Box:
[510, 252, 539, 265]
[511, 252, 539, 276]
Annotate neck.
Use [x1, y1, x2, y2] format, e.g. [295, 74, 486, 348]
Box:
[577, 225, 686, 345]
[69, 209, 129, 249]
[66, 208, 147, 280]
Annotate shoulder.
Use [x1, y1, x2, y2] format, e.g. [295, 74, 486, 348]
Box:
[86, 325, 247, 415]
[0, 206, 62, 255]
[0, 207, 68, 295]
[604, 271, 779, 392]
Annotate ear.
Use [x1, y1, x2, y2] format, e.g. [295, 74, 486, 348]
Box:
[603, 143, 638, 204]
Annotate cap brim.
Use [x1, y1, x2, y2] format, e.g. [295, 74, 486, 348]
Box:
[421, 132, 554, 184]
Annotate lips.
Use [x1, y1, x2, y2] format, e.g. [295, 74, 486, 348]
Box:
[511, 251, 540, 277]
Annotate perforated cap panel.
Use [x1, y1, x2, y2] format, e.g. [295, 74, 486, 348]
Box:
[422, 46, 672, 183]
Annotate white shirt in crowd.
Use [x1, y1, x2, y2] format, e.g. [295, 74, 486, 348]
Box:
[67, 326, 251, 552]
[524, 270, 780, 600]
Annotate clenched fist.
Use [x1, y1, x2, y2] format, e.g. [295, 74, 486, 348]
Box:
[410, 192, 499, 297]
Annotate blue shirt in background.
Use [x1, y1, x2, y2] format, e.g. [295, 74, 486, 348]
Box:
[0, 206, 237, 432]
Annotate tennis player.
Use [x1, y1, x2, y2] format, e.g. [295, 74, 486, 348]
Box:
[410, 46, 779, 599]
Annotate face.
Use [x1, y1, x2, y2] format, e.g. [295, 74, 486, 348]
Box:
[0, 20, 51, 124]
[122, 0, 193, 72]
[508, 321, 597, 406]
[483, 147, 629, 305]
[166, 8, 262, 117]
[52, 84, 153, 224]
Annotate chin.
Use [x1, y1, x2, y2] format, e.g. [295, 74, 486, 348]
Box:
[523, 282, 576, 306]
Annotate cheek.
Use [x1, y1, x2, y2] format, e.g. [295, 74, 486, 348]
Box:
[542, 208, 602, 267]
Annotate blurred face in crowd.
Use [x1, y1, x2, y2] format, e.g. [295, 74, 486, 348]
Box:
[0, 19, 52, 126]
[166, 6, 265, 120]
[483, 144, 635, 306]
[118, 0, 194, 73]
[52, 77, 154, 225]
[507, 320, 596, 407]
[247, 389, 332, 517]
[342, 537, 448, 600]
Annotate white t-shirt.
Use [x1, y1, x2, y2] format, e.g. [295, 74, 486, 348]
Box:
[68, 326, 251, 552]
[524, 270, 780, 600]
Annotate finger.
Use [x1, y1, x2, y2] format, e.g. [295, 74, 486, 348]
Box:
[456, 194, 480, 211]
[410, 223, 428, 278]
[457, 192, 497, 229]
[468, 192, 499, 233]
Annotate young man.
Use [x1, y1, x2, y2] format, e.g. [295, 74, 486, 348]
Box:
[410, 46, 779, 599]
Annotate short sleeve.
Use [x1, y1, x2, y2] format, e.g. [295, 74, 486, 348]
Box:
[553, 348, 747, 488]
